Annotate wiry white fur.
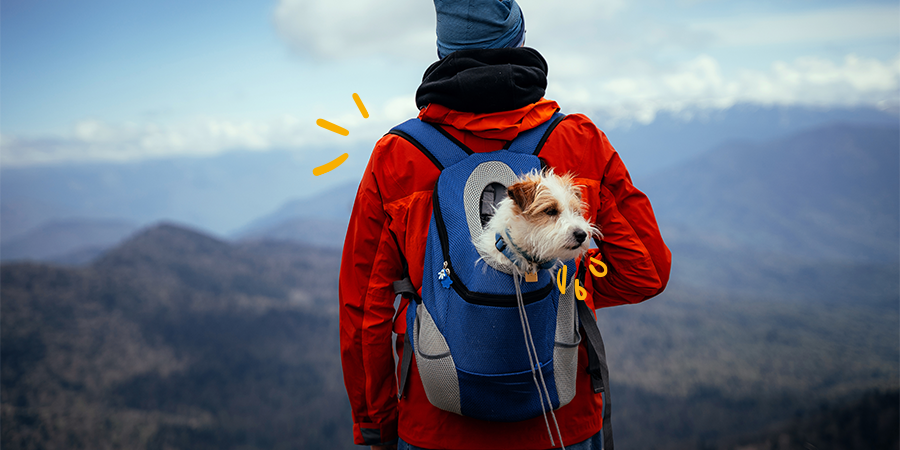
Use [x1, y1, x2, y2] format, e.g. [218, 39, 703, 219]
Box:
[475, 170, 600, 275]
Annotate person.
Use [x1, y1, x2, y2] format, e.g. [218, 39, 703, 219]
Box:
[339, 1, 672, 449]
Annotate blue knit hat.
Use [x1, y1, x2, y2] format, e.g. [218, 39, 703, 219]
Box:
[434, 0, 526, 59]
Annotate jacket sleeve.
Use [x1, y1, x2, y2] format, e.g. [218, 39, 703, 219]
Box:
[339, 144, 403, 446]
[583, 123, 672, 308]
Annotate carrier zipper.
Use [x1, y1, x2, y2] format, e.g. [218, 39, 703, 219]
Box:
[431, 183, 552, 307]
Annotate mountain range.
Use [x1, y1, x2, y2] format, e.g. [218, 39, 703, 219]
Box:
[2, 105, 898, 448]
[3, 222, 896, 449]
[0, 146, 366, 243]
[644, 124, 899, 263]
[2, 224, 350, 450]
[0, 218, 140, 264]
[2, 104, 897, 261]
[232, 180, 356, 248]
[643, 123, 899, 309]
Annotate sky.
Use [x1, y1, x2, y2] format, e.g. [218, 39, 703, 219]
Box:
[1, 0, 898, 167]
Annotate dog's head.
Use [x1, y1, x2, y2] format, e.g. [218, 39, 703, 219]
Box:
[495, 170, 597, 265]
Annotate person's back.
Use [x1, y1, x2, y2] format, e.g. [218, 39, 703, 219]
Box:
[339, 1, 672, 449]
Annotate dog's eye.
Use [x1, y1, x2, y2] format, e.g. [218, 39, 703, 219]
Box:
[544, 208, 559, 216]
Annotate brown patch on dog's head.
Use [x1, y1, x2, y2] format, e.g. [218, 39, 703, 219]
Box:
[507, 177, 539, 212]
[507, 171, 588, 227]
[525, 189, 562, 227]
[508, 174, 564, 227]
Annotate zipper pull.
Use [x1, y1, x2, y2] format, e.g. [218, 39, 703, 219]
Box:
[438, 261, 453, 289]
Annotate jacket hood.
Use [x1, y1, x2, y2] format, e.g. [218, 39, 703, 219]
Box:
[415, 47, 548, 114]
[418, 98, 560, 142]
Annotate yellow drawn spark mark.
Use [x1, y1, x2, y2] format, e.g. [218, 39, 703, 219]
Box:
[316, 118, 349, 136]
[353, 93, 369, 118]
[313, 94, 370, 176]
[313, 152, 349, 176]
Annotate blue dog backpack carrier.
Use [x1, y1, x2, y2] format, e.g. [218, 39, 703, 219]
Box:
[390, 113, 614, 449]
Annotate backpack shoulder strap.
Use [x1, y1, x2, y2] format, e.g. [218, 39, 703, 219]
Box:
[393, 277, 420, 400]
[576, 262, 615, 450]
[388, 118, 472, 171]
[505, 112, 567, 156]
[578, 299, 614, 449]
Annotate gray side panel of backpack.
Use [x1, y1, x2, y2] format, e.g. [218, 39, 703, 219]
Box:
[553, 271, 581, 407]
[412, 302, 462, 415]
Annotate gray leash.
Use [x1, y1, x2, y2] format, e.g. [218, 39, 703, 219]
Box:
[513, 271, 566, 450]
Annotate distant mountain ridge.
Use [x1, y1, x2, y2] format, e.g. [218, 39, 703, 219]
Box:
[6, 119, 898, 290]
[2, 105, 894, 247]
[0, 218, 140, 264]
[232, 180, 357, 248]
[93, 222, 341, 310]
[0, 146, 367, 240]
[239, 122, 900, 273]
[603, 105, 899, 182]
[645, 123, 900, 263]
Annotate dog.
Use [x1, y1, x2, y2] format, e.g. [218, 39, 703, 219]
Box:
[475, 170, 599, 277]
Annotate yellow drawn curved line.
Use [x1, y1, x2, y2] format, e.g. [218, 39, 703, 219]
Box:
[575, 279, 587, 301]
[317, 118, 349, 136]
[556, 265, 567, 294]
[589, 257, 608, 278]
[313, 153, 349, 176]
[353, 93, 369, 119]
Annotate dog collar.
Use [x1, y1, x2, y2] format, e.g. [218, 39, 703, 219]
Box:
[494, 231, 556, 271]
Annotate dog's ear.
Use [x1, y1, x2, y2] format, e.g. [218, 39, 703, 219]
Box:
[507, 178, 538, 211]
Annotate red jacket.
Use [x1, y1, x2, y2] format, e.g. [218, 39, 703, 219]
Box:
[339, 97, 672, 449]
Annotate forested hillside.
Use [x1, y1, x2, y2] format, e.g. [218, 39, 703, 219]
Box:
[2, 224, 352, 449]
[3, 222, 897, 449]
[3, 122, 898, 450]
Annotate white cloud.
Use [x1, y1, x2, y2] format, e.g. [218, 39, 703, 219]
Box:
[271, 0, 628, 61]
[554, 53, 900, 127]
[737, 54, 900, 107]
[270, 0, 899, 129]
[1, 117, 308, 167]
[5, 1, 898, 167]
[691, 4, 900, 48]
[4, 52, 895, 166]
[515, 0, 627, 34]
[383, 94, 419, 123]
[0, 96, 424, 167]
[272, 0, 435, 60]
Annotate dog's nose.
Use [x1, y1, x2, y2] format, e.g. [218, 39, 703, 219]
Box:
[572, 230, 587, 244]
